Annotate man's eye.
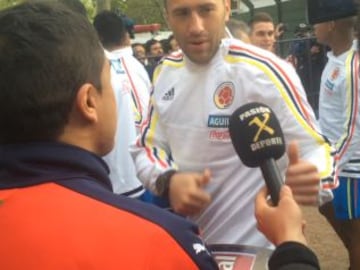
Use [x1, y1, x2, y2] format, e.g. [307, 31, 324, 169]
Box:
[173, 9, 189, 17]
[199, 6, 213, 15]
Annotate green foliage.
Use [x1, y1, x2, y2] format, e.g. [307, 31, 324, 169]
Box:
[81, 0, 95, 18]
[111, 0, 127, 13]
[0, 0, 23, 10]
[126, 0, 167, 29]
[0, 0, 167, 29]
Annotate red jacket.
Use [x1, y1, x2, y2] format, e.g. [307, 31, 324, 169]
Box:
[0, 143, 218, 270]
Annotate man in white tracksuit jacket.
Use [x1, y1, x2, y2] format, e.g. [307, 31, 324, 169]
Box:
[131, 0, 337, 248]
[310, 0, 360, 267]
[94, 11, 151, 198]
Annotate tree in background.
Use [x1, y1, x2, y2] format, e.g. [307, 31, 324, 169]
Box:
[126, 0, 166, 28]
[0, 0, 166, 28]
[0, 0, 21, 10]
[95, 0, 110, 12]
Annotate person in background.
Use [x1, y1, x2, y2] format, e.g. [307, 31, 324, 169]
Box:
[274, 22, 286, 40]
[248, 12, 276, 52]
[287, 23, 327, 113]
[132, 42, 148, 66]
[309, 0, 360, 268]
[168, 34, 181, 53]
[131, 0, 336, 250]
[93, 11, 152, 200]
[226, 18, 251, 43]
[145, 38, 164, 59]
[160, 37, 171, 55]
[145, 38, 164, 79]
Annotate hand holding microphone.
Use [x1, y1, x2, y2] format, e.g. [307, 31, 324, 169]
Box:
[229, 102, 285, 205]
[255, 185, 307, 246]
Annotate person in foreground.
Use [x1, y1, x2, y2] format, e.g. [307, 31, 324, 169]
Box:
[256, 186, 320, 270]
[0, 2, 320, 270]
[0, 2, 215, 269]
[131, 0, 336, 249]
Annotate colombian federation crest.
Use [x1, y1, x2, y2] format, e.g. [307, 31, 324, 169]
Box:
[214, 82, 235, 109]
[331, 67, 340, 81]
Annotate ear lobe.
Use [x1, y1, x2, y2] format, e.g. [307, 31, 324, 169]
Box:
[75, 83, 99, 123]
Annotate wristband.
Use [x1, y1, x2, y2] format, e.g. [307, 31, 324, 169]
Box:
[155, 170, 177, 199]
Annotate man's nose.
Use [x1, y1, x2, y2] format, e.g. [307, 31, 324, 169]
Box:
[188, 13, 205, 35]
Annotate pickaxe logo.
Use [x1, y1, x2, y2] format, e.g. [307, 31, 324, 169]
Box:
[249, 113, 274, 142]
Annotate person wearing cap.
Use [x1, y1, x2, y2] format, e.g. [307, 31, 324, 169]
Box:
[93, 11, 152, 200]
[308, 0, 360, 268]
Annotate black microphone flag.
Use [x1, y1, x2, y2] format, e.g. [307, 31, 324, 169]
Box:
[229, 102, 285, 205]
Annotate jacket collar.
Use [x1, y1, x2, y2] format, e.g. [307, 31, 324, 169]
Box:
[0, 142, 112, 191]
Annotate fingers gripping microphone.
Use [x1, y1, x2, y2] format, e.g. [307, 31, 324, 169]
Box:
[229, 102, 285, 205]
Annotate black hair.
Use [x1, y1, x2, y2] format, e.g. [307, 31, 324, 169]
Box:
[0, 2, 104, 144]
[145, 39, 161, 54]
[167, 34, 176, 43]
[93, 10, 128, 50]
[161, 38, 170, 54]
[132, 42, 145, 48]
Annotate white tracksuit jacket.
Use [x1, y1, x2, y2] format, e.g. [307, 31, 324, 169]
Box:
[131, 39, 336, 248]
[103, 47, 151, 197]
[319, 48, 360, 178]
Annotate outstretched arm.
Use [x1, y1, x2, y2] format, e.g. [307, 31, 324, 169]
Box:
[255, 185, 320, 270]
[255, 185, 307, 246]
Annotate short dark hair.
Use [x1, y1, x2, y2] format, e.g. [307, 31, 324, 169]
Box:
[248, 12, 274, 29]
[145, 39, 161, 54]
[93, 11, 128, 49]
[0, 2, 104, 144]
[167, 34, 176, 43]
[132, 42, 145, 48]
[160, 38, 170, 54]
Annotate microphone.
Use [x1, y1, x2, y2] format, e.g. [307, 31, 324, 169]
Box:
[229, 102, 285, 205]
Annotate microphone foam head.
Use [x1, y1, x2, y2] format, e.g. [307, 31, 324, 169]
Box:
[229, 102, 285, 167]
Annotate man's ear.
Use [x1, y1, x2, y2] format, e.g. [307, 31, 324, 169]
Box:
[224, 0, 231, 22]
[75, 83, 99, 123]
